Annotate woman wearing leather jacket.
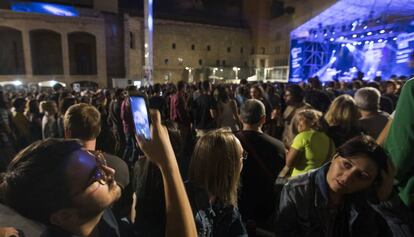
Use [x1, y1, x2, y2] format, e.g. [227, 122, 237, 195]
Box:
[275, 135, 414, 237]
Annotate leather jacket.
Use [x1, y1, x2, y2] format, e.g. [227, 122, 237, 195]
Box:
[275, 164, 414, 237]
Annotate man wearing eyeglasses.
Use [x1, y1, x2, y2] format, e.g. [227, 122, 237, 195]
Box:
[0, 110, 197, 237]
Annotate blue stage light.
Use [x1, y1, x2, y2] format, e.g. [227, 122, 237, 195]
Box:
[393, 37, 397, 41]
[378, 39, 383, 42]
[380, 30, 385, 34]
[330, 38, 335, 42]
[11, 2, 78, 16]
[352, 34, 357, 38]
[363, 26, 368, 29]
[367, 32, 373, 36]
[339, 36, 345, 40]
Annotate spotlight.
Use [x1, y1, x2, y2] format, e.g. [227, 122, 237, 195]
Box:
[380, 30, 385, 34]
[393, 37, 397, 41]
[352, 34, 357, 38]
[367, 32, 372, 36]
[330, 38, 335, 42]
[341, 44, 345, 47]
[353, 42, 358, 45]
[378, 39, 383, 42]
[365, 41, 369, 44]
[339, 36, 345, 40]
[363, 25, 368, 29]
[12, 80, 22, 86]
[360, 35, 365, 38]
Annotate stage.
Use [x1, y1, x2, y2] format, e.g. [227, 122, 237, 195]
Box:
[289, 0, 414, 82]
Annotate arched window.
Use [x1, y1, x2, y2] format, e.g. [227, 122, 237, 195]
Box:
[0, 27, 25, 75]
[30, 29, 63, 75]
[68, 32, 97, 75]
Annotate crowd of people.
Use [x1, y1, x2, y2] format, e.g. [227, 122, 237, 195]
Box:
[0, 74, 413, 237]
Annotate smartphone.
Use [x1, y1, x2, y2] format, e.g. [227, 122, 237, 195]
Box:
[129, 94, 151, 140]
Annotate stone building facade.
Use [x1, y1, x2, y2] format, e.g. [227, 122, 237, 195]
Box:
[125, 16, 252, 83]
[0, 9, 108, 87]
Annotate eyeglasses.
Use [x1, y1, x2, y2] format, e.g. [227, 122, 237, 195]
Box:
[70, 150, 113, 198]
[242, 150, 248, 160]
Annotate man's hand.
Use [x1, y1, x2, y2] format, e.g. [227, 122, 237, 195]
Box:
[135, 109, 175, 168]
[0, 227, 19, 237]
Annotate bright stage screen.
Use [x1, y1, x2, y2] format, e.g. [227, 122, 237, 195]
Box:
[289, 21, 414, 82]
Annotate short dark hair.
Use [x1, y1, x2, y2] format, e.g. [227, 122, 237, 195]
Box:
[153, 83, 161, 94]
[240, 99, 265, 124]
[177, 80, 186, 91]
[64, 103, 101, 140]
[286, 84, 304, 103]
[336, 135, 388, 180]
[59, 97, 77, 115]
[0, 139, 83, 224]
[201, 80, 210, 92]
[13, 98, 26, 110]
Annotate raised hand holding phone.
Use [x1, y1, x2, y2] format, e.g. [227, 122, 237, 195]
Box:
[135, 110, 197, 237]
[135, 109, 175, 167]
[130, 94, 151, 140]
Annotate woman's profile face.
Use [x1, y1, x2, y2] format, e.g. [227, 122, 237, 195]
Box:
[296, 116, 311, 133]
[326, 154, 378, 195]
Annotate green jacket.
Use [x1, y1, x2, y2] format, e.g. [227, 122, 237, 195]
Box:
[384, 78, 414, 207]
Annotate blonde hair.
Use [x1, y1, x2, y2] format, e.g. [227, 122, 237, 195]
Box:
[188, 128, 242, 206]
[324, 95, 360, 130]
[292, 109, 324, 135]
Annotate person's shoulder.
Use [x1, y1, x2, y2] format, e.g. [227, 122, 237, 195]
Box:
[0, 203, 45, 237]
[295, 130, 315, 140]
[284, 169, 318, 193]
[259, 132, 285, 148]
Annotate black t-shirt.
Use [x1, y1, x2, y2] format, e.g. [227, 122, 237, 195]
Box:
[149, 95, 167, 120]
[191, 94, 217, 130]
[305, 89, 332, 113]
[234, 130, 285, 222]
[328, 125, 362, 148]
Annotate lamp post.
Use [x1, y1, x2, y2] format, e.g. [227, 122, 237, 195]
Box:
[144, 0, 153, 85]
[232, 67, 240, 80]
[185, 66, 193, 83]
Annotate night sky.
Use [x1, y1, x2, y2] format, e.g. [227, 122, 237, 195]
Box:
[119, 0, 245, 26]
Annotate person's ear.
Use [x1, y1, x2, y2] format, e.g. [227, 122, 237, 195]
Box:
[50, 208, 77, 227]
[238, 115, 244, 124]
[259, 115, 266, 125]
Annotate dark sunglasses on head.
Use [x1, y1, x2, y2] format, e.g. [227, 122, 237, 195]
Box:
[71, 150, 113, 198]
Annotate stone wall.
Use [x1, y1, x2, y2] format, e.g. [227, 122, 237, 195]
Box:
[0, 10, 107, 87]
[126, 17, 252, 83]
